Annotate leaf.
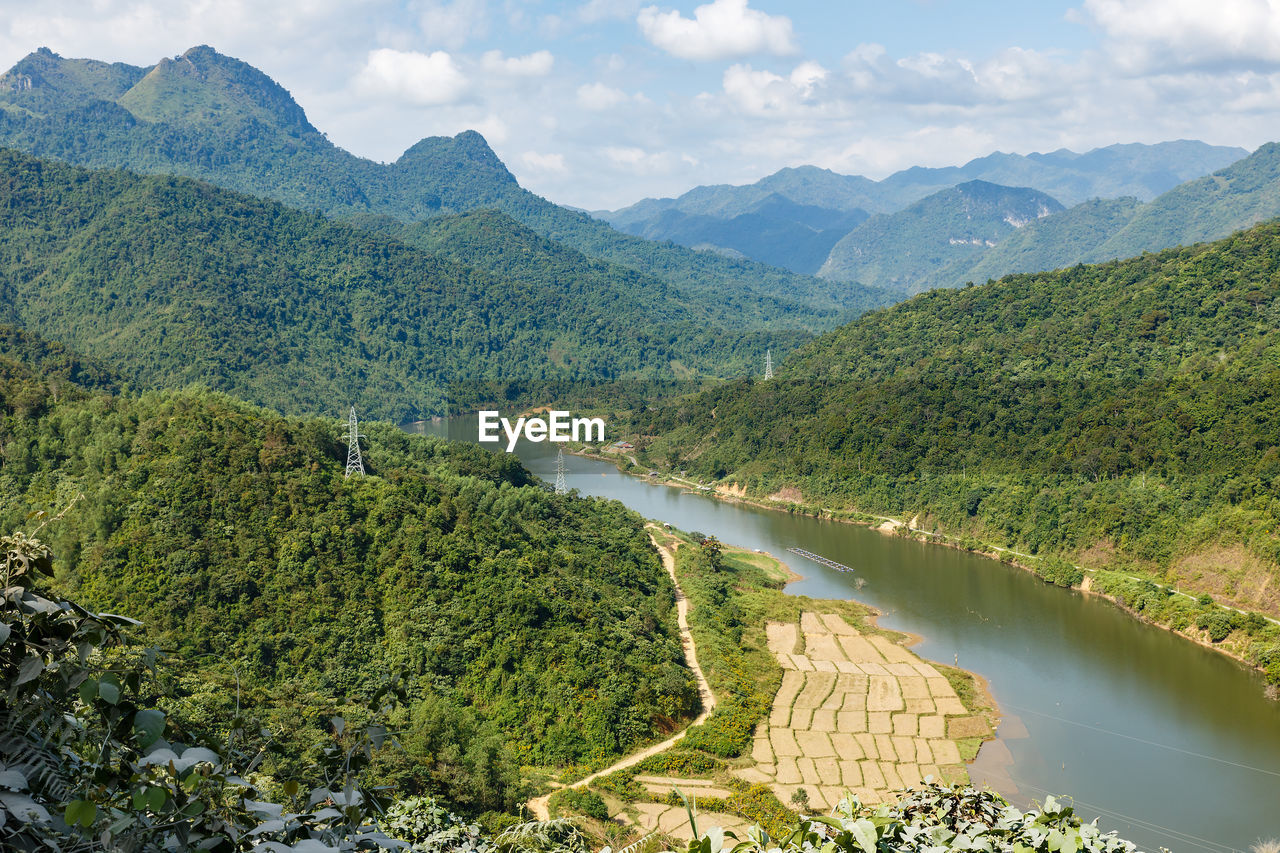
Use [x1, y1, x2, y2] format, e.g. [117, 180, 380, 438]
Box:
[181, 800, 206, 817]
[78, 678, 98, 704]
[0, 769, 27, 791]
[97, 676, 121, 704]
[329, 716, 345, 736]
[0, 622, 10, 646]
[65, 798, 97, 828]
[133, 709, 166, 747]
[145, 786, 167, 813]
[850, 818, 878, 853]
[14, 654, 44, 686]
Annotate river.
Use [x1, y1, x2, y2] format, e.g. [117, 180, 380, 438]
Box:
[411, 417, 1280, 852]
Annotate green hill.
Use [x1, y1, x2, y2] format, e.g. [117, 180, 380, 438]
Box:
[1097, 141, 1280, 259]
[0, 46, 878, 329]
[0, 148, 788, 421]
[936, 196, 1145, 287]
[630, 222, 1280, 633]
[0, 345, 699, 799]
[818, 181, 1064, 292]
[924, 142, 1280, 290]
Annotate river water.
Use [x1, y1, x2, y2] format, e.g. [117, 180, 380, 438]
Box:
[412, 417, 1280, 852]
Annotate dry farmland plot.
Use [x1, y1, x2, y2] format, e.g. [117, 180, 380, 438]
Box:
[745, 612, 981, 811]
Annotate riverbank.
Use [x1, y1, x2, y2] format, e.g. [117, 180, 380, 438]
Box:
[541, 525, 997, 841]
[574, 444, 1280, 696]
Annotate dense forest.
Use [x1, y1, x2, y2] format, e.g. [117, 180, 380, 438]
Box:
[0, 46, 884, 330]
[0, 339, 702, 814]
[0, 148, 801, 422]
[629, 221, 1280, 650]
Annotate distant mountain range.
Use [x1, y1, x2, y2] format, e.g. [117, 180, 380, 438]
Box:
[600, 140, 1253, 283]
[817, 180, 1064, 294]
[0, 46, 879, 333]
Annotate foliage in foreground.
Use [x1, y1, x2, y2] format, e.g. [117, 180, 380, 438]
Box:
[675, 784, 1139, 853]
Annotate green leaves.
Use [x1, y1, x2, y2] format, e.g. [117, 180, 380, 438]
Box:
[133, 709, 166, 747]
[64, 799, 96, 828]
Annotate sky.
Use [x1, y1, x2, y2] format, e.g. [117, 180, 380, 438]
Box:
[3, 1, 1280, 210]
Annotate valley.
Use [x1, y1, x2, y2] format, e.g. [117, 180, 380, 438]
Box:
[2, 26, 1279, 853]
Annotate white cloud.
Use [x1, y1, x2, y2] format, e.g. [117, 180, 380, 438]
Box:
[601, 145, 678, 173]
[481, 49, 554, 75]
[722, 61, 826, 114]
[356, 48, 468, 105]
[637, 0, 796, 61]
[577, 81, 628, 109]
[1083, 0, 1280, 69]
[523, 151, 567, 172]
[413, 0, 489, 49]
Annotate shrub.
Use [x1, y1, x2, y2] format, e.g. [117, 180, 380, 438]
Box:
[1038, 555, 1084, 588]
[548, 788, 609, 821]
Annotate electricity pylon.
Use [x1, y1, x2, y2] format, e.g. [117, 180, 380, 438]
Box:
[554, 448, 569, 495]
[345, 406, 365, 478]
[764, 348, 774, 380]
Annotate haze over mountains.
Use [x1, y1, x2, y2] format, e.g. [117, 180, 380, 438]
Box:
[601, 139, 1264, 288]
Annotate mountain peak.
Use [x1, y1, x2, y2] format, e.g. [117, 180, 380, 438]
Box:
[392, 131, 519, 210]
[0, 48, 148, 112]
[115, 45, 315, 132]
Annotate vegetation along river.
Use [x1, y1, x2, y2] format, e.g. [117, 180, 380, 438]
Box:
[412, 416, 1280, 852]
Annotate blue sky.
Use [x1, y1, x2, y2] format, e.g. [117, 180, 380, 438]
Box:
[3, 1, 1279, 209]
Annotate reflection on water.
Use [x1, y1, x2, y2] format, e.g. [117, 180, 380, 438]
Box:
[410, 417, 1280, 852]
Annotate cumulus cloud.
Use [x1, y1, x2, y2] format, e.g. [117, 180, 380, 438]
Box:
[722, 61, 827, 114]
[356, 48, 468, 105]
[481, 49, 554, 75]
[1083, 0, 1280, 69]
[637, 0, 795, 61]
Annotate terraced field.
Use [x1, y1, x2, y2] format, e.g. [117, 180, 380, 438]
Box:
[737, 611, 977, 811]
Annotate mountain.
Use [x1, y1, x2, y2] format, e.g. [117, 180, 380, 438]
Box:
[0, 46, 879, 329]
[0, 148, 791, 421]
[600, 142, 1245, 274]
[931, 196, 1146, 287]
[630, 221, 1280, 628]
[921, 142, 1280, 290]
[609, 193, 868, 274]
[1095, 141, 1280, 259]
[817, 181, 1064, 293]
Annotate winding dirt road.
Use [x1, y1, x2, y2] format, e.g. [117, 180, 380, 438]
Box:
[526, 528, 716, 820]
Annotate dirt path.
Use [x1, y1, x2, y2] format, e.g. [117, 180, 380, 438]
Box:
[526, 528, 716, 820]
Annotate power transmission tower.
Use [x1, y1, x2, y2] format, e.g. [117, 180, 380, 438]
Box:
[554, 448, 569, 495]
[764, 348, 774, 380]
[345, 406, 365, 478]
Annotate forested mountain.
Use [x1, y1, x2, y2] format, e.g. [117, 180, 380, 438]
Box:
[600, 142, 1244, 274]
[0, 148, 795, 421]
[0, 344, 698, 805]
[630, 222, 1280, 628]
[921, 142, 1280, 290]
[605, 195, 867, 274]
[0, 46, 880, 327]
[818, 181, 1064, 293]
